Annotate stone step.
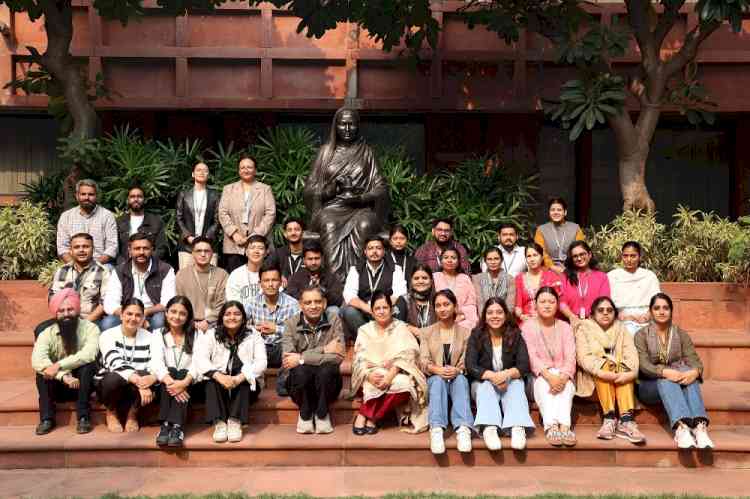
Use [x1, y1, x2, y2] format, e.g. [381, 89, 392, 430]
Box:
[1, 378, 749, 427]
[1, 423, 749, 469]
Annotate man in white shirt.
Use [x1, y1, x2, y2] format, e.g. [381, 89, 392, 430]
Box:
[116, 185, 168, 265]
[102, 233, 176, 331]
[341, 236, 407, 341]
[481, 223, 527, 277]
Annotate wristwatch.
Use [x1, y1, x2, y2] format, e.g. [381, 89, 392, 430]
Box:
[299, 357, 305, 366]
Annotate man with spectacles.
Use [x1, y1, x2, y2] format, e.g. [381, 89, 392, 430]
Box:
[175, 237, 229, 332]
[414, 218, 470, 273]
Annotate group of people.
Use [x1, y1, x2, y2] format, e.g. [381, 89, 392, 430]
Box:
[33, 163, 713, 454]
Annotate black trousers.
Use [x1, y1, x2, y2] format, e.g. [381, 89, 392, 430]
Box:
[36, 363, 96, 421]
[158, 381, 206, 425]
[204, 379, 260, 424]
[224, 254, 247, 274]
[286, 363, 343, 420]
[96, 371, 157, 413]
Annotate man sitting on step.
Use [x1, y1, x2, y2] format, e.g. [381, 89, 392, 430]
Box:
[281, 286, 346, 434]
[31, 288, 100, 435]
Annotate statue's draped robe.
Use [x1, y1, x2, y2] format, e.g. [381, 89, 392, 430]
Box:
[304, 138, 389, 281]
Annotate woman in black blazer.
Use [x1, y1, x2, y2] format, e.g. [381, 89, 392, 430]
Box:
[465, 297, 535, 451]
[176, 162, 220, 269]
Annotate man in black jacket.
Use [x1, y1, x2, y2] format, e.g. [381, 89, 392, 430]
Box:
[286, 241, 344, 316]
[175, 162, 220, 269]
[270, 218, 305, 287]
[116, 185, 168, 265]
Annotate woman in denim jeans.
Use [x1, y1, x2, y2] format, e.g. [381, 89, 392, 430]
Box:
[634, 292, 713, 449]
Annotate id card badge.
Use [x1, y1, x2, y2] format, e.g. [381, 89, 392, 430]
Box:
[579, 307, 586, 320]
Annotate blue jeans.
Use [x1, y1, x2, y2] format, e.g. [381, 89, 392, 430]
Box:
[638, 378, 709, 428]
[99, 311, 166, 332]
[427, 374, 474, 430]
[472, 378, 535, 430]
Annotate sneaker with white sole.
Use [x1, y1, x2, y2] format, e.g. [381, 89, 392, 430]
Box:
[674, 422, 696, 449]
[482, 426, 502, 451]
[212, 420, 228, 443]
[456, 426, 472, 453]
[314, 414, 334, 434]
[616, 420, 646, 444]
[296, 414, 314, 434]
[511, 426, 527, 450]
[692, 421, 714, 449]
[430, 427, 446, 454]
[227, 418, 243, 443]
[596, 418, 617, 440]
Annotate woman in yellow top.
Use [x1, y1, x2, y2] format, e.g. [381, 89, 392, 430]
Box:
[533, 197, 585, 274]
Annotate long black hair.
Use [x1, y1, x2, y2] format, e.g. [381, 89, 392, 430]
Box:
[564, 240, 600, 286]
[432, 289, 458, 319]
[478, 297, 519, 347]
[214, 300, 249, 346]
[439, 246, 465, 275]
[164, 295, 197, 355]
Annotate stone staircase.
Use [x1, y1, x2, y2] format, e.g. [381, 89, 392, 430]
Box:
[1, 280, 750, 469]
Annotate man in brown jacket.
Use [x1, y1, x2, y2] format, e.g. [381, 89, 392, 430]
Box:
[175, 237, 228, 332]
[281, 286, 346, 435]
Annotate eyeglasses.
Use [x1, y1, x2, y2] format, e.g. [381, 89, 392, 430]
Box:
[571, 253, 588, 260]
[595, 307, 614, 313]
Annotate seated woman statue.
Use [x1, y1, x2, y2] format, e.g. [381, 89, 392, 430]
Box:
[304, 107, 389, 281]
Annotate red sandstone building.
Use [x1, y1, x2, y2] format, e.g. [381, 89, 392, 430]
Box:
[0, 1, 748, 224]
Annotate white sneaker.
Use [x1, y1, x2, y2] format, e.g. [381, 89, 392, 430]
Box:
[456, 426, 472, 453]
[430, 427, 445, 454]
[482, 426, 502, 451]
[227, 418, 243, 443]
[511, 426, 527, 450]
[314, 414, 334, 434]
[212, 420, 228, 443]
[674, 422, 696, 449]
[692, 421, 715, 449]
[296, 414, 314, 434]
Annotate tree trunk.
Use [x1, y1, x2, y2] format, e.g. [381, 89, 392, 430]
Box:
[619, 150, 656, 212]
[39, 0, 99, 139]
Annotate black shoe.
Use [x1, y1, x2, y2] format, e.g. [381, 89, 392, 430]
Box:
[156, 423, 171, 446]
[365, 424, 379, 435]
[35, 419, 55, 435]
[168, 425, 185, 447]
[352, 423, 367, 436]
[76, 416, 92, 434]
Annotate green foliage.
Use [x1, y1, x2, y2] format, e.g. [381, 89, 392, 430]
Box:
[0, 202, 55, 280]
[21, 169, 68, 223]
[37, 259, 64, 287]
[723, 215, 750, 285]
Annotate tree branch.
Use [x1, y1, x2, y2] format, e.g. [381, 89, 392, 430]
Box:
[624, 0, 658, 71]
[653, 0, 686, 51]
[664, 20, 721, 76]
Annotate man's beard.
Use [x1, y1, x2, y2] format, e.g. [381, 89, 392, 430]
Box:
[58, 317, 79, 355]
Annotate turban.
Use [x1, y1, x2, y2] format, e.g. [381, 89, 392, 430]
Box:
[49, 287, 81, 316]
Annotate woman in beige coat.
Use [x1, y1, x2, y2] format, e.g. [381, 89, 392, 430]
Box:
[218, 156, 276, 272]
[575, 296, 644, 444]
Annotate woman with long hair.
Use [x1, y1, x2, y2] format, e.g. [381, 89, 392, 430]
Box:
[388, 224, 416, 280]
[433, 247, 478, 330]
[635, 293, 713, 449]
[149, 296, 203, 447]
[420, 290, 473, 454]
[473, 247, 515, 313]
[466, 297, 534, 451]
[521, 287, 577, 447]
[394, 263, 437, 338]
[559, 241, 610, 329]
[194, 300, 267, 443]
[514, 243, 564, 326]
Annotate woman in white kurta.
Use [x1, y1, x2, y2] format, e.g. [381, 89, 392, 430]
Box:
[607, 241, 660, 334]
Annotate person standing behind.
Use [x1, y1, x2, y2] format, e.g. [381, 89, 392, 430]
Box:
[281, 286, 346, 434]
[285, 241, 344, 316]
[414, 218, 470, 273]
[32, 289, 99, 435]
[116, 185, 168, 265]
[57, 179, 117, 266]
[175, 161, 220, 269]
[534, 198, 585, 274]
[559, 241, 611, 330]
[225, 234, 267, 308]
[102, 233, 176, 331]
[387, 225, 417, 280]
[271, 218, 305, 288]
[49, 233, 109, 325]
[608, 241, 661, 335]
[481, 223, 527, 277]
[175, 237, 228, 333]
[218, 156, 277, 273]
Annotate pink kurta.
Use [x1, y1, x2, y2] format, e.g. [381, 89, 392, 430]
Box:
[514, 269, 565, 326]
[560, 269, 611, 320]
[433, 272, 478, 330]
[520, 319, 577, 379]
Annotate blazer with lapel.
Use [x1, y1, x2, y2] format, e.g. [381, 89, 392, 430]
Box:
[418, 322, 471, 374]
[175, 186, 220, 252]
[218, 180, 276, 256]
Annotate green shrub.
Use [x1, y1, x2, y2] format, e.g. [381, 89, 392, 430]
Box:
[0, 202, 55, 280]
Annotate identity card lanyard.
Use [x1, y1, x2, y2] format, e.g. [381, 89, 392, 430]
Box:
[552, 226, 567, 262]
[368, 265, 383, 294]
[502, 249, 517, 275]
[577, 273, 589, 319]
[288, 255, 303, 275]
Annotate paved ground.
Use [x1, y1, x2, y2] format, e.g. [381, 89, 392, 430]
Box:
[2, 466, 749, 498]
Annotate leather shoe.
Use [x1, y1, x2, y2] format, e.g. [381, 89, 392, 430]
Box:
[76, 416, 93, 434]
[35, 419, 55, 435]
[352, 423, 367, 436]
[365, 425, 379, 435]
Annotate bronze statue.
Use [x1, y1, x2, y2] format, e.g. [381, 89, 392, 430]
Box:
[304, 107, 389, 281]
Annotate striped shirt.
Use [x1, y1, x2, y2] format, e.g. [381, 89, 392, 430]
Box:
[244, 291, 300, 345]
[57, 205, 118, 260]
[99, 326, 153, 381]
[49, 261, 110, 317]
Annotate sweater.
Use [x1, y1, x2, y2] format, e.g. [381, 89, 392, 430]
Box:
[175, 264, 229, 322]
[520, 319, 576, 379]
[31, 319, 100, 380]
[99, 326, 153, 381]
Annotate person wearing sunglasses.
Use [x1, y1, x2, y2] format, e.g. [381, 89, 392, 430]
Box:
[575, 296, 645, 444]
